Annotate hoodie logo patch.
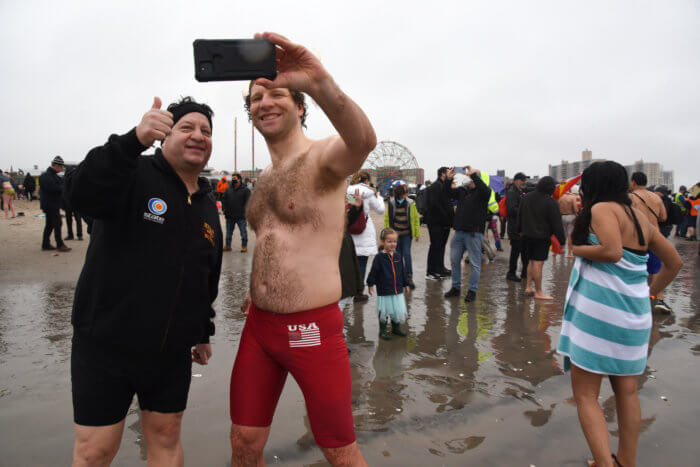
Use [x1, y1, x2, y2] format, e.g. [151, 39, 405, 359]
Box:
[148, 198, 168, 215]
[203, 222, 215, 247]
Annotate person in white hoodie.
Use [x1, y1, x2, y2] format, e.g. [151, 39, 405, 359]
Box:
[348, 170, 385, 301]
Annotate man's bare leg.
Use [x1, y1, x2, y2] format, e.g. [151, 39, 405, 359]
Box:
[321, 442, 368, 467]
[524, 261, 535, 295]
[532, 261, 553, 300]
[73, 420, 125, 467]
[230, 424, 271, 467]
[141, 410, 184, 467]
[567, 235, 574, 258]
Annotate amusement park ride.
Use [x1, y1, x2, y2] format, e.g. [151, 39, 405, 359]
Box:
[361, 141, 423, 195]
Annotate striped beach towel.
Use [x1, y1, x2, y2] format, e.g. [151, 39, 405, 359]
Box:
[557, 234, 652, 376]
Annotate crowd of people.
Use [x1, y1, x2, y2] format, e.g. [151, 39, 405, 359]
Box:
[1, 31, 698, 467]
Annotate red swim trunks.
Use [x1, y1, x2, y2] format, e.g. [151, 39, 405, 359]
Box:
[229, 302, 355, 448]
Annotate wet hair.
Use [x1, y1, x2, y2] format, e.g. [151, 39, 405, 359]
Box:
[631, 171, 647, 187]
[244, 81, 308, 128]
[378, 227, 398, 251]
[571, 161, 645, 246]
[394, 184, 407, 197]
[437, 167, 448, 178]
[536, 176, 557, 195]
[167, 96, 214, 129]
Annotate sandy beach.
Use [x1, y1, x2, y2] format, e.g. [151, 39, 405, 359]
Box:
[1, 199, 699, 466]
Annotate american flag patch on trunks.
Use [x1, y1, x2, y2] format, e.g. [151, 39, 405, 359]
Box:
[287, 322, 321, 348]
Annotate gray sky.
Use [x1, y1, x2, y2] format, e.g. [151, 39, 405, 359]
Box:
[1, 0, 699, 188]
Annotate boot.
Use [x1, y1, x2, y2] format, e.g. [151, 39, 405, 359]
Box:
[391, 321, 407, 337]
[379, 320, 392, 340]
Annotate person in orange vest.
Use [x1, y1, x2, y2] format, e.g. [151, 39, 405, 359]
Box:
[216, 176, 229, 201]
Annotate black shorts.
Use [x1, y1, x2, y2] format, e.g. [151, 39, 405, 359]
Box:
[71, 337, 192, 426]
[523, 236, 550, 261]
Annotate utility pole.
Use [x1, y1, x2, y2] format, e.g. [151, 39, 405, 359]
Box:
[234, 117, 237, 172]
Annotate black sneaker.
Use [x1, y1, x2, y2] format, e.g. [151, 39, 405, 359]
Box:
[439, 269, 452, 277]
[464, 290, 477, 302]
[425, 273, 441, 281]
[653, 299, 672, 314]
[444, 287, 461, 298]
[506, 272, 521, 282]
[353, 294, 369, 303]
[64, 236, 74, 241]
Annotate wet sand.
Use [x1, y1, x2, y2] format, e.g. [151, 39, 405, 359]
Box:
[1, 199, 699, 466]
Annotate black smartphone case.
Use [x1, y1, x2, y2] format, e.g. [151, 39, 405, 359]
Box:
[193, 39, 277, 82]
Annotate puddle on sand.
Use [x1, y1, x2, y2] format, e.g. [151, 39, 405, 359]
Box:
[0, 237, 698, 465]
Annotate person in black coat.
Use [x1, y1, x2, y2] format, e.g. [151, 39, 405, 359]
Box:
[517, 176, 566, 300]
[39, 156, 71, 251]
[221, 173, 251, 252]
[506, 172, 529, 281]
[65, 96, 222, 465]
[424, 167, 454, 279]
[23, 172, 36, 201]
[339, 189, 364, 307]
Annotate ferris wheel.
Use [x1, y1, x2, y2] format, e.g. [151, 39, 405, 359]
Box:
[362, 141, 420, 193]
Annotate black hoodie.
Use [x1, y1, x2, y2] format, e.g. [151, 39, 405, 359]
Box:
[65, 129, 223, 354]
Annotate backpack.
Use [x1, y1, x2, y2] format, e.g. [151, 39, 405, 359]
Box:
[498, 196, 507, 218]
[347, 205, 368, 234]
[664, 197, 682, 225]
[416, 189, 427, 215]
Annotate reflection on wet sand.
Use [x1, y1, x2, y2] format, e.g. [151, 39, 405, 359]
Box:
[0, 236, 698, 465]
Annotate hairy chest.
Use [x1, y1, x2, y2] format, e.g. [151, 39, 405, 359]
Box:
[246, 160, 327, 231]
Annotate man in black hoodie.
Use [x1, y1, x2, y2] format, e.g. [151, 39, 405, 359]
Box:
[65, 96, 222, 466]
[222, 173, 251, 252]
[424, 166, 454, 280]
[444, 166, 491, 303]
[517, 176, 565, 300]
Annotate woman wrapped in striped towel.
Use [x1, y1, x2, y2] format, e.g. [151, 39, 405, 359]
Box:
[556, 161, 682, 467]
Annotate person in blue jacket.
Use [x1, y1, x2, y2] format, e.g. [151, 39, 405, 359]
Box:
[367, 227, 411, 340]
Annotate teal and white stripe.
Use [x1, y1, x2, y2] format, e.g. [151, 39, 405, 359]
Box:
[557, 234, 651, 376]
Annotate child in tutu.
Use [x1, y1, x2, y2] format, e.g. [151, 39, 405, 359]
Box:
[366, 228, 410, 340]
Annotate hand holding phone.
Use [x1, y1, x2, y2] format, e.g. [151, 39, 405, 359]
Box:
[250, 32, 330, 95]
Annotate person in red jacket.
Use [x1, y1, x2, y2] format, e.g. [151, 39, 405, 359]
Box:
[216, 176, 229, 201]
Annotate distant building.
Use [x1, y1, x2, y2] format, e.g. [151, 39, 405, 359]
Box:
[549, 149, 605, 182]
[548, 150, 674, 191]
[624, 160, 674, 190]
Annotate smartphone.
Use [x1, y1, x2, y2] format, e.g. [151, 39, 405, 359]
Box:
[193, 39, 277, 82]
[453, 167, 466, 174]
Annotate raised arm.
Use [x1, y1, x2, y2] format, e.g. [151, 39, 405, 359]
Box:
[66, 97, 173, 218]
[252, 32, 377, 179]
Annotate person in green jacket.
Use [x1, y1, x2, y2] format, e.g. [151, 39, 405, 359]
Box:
[385, 183, 420, 289]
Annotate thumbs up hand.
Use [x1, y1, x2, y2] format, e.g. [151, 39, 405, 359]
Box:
[135, 97, 174, 147]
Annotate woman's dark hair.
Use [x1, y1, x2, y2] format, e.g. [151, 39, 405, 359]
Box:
[571, 161, 644, 246]
[536, 176, 556, 195]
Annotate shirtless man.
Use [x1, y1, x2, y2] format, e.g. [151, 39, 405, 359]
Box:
[558, 187, 581, 257]
[229, 32, 376, 466]
[629, 172, 669, 312]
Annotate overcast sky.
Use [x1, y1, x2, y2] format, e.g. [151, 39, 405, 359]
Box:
[1, 0, 698, 188]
